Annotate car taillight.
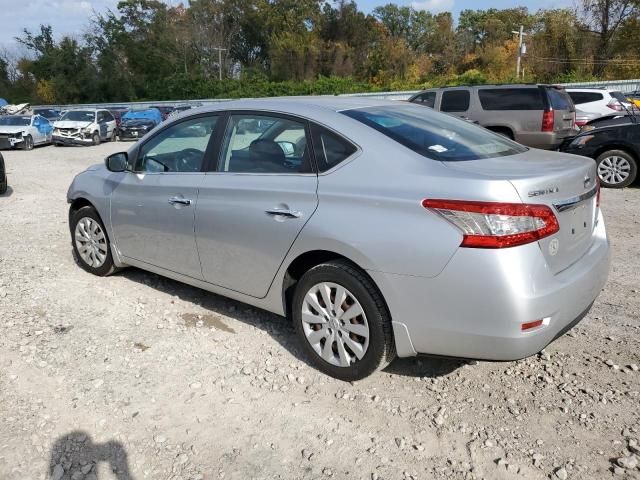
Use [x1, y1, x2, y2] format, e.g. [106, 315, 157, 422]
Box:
[607, 100, 623, 111]
[422, 199, 559, 249]
[542, 109, 554, 132]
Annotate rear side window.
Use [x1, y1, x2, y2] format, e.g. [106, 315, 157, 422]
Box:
[610, 91, 629, 103]
[310, 124, 357, 172]
[568, 91, 604, 104]
[412, 92, 436, 108]
[478, 88, 545, 110]
[547, 89, 573, 111]
[441, 90, 470, 112]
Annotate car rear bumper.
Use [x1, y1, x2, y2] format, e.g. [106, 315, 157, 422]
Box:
[369, 210, 610, 360]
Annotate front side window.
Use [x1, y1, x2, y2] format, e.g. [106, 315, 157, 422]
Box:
[342, 104, 527, 161]
[136, 116, 218, 173]
[310, 124, 357, 172]
[218, 114, 311, 173]
[440, 90, 470, 112]
[413, 92, 436, 108]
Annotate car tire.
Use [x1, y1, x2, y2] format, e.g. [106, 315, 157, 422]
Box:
[596, 150, 637, 188]
[110, 129, 117, 142]
[292, 260, 396, 381]
[0, 176, 6, 195]
[22, 135, 34, 151]
[92, 132, 101, 146]
[70, 206, 116, 276]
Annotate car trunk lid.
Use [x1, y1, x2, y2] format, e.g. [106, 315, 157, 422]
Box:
[443, 151, 598, 274]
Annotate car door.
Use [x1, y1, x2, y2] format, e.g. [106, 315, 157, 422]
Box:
[438, 89, 472, 121]
[195, 112, 319, 298]
[110, 114, 221, 279]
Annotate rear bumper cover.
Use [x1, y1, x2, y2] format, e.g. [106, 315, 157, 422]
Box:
[369, 210, 610, 360]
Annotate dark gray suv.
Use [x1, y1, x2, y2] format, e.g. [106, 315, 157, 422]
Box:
[409, 84, 577, 150]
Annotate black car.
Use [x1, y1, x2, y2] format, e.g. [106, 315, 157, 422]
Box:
[0, 152, 7, 195]
[118, 119, 157, 141]
[560, 117, 639, 188]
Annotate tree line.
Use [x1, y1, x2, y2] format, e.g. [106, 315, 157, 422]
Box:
[0, 0, 639, 105]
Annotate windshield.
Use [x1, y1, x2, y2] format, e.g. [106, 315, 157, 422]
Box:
[0, 116, 31, 126]
[60, 110, 95, 122]
[342, 104, 527, 161]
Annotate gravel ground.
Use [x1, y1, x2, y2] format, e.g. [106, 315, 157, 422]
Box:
[0, 142, 639, 480]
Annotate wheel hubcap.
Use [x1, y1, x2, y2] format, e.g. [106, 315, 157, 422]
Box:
[74, 217, 108, 268]
[598, 156, 631, 185]
[301, 282, 369, 368]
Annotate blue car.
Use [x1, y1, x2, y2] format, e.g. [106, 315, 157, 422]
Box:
[118, 108, 163, 141]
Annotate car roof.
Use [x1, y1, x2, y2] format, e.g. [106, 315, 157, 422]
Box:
[191, 96, 398, 115]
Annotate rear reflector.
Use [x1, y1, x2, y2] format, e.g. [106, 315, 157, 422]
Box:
[521, 319, 544, 331]
[596, 178, 601, 208]
[422, 199, 559, 248]
[542, 109, 554, 132]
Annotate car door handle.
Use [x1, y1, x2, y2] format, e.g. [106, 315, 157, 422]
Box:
[265, 208, 302, 218]
[168, 197, 192, 206]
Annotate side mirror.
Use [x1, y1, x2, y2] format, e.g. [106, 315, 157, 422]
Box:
[105, 152, 128, 172]
[277, 141, 295, 156]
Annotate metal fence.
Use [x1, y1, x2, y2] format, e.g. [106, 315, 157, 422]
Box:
[31, 79, 640, 111]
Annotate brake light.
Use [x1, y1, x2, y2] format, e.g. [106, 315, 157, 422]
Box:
[542, 109, 554, 132]
[607, 100, 623, 111]
[422, 199, 559, 248]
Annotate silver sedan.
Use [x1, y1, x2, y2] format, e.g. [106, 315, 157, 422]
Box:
[67, 98, 610, 380]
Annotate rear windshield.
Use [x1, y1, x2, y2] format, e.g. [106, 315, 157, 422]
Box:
[547, 88, 574, 111]
[478, 88, 545, 110]
[610, 91, 629, 103]
[342, 104, 527, 161]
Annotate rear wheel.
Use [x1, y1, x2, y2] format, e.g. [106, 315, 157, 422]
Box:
[70, 206, 115, 276]
[292, 260, 395, 381]
[596, 150, 637, 188]
[110, 129, 117, 142]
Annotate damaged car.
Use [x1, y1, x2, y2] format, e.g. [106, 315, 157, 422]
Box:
[52, 109, 117, 146]
[118, 108, 162, 141]
[0, 114, 53, 150]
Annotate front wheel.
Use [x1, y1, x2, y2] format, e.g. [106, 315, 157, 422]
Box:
[70, 206, 116, 276]
[292, 260, 395, 381]
[22, 135, 34, 151]
[596, 150, 637, 188]
[92, 132, 101, 146]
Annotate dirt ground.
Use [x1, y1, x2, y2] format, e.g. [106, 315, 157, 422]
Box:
[0, 142, 638, 480]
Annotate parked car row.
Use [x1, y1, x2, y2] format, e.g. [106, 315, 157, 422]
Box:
[409, 84, 640, 188]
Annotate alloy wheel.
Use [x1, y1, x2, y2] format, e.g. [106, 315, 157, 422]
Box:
[598, 155, 631, 186]
[74, 217, 108, 268]
[301, 282, 370, 368]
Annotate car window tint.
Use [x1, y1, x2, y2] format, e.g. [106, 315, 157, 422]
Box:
[440, 90, 470, 112]
[610, 91, 629, 103]
[478, 88, 545, 110]
[137, 116, 218, 173]
[342, 104, 527, 161]
[548, 89, 573, 110]
[568, 92, 604, 104]
[413, 92, 436, 108]
[218, 114, 311, 173]
[310, 124, 357, 172]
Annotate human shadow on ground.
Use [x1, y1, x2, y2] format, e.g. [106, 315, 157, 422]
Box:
[47, 431, 133, 480]
[117, 266, 462, 379]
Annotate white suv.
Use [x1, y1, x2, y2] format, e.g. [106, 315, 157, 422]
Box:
[566, 88, 634, 117]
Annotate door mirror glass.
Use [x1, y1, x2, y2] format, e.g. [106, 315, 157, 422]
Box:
[106, 152, 128, 172]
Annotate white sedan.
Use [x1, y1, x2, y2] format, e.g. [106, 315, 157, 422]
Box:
[0, 114, 53, 150]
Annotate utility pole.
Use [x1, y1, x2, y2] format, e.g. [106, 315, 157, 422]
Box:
[212, 47, 227, 81]
[512, 25, 527, 80]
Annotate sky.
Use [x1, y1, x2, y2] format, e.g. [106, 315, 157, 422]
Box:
[0, 0, 570, 50]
